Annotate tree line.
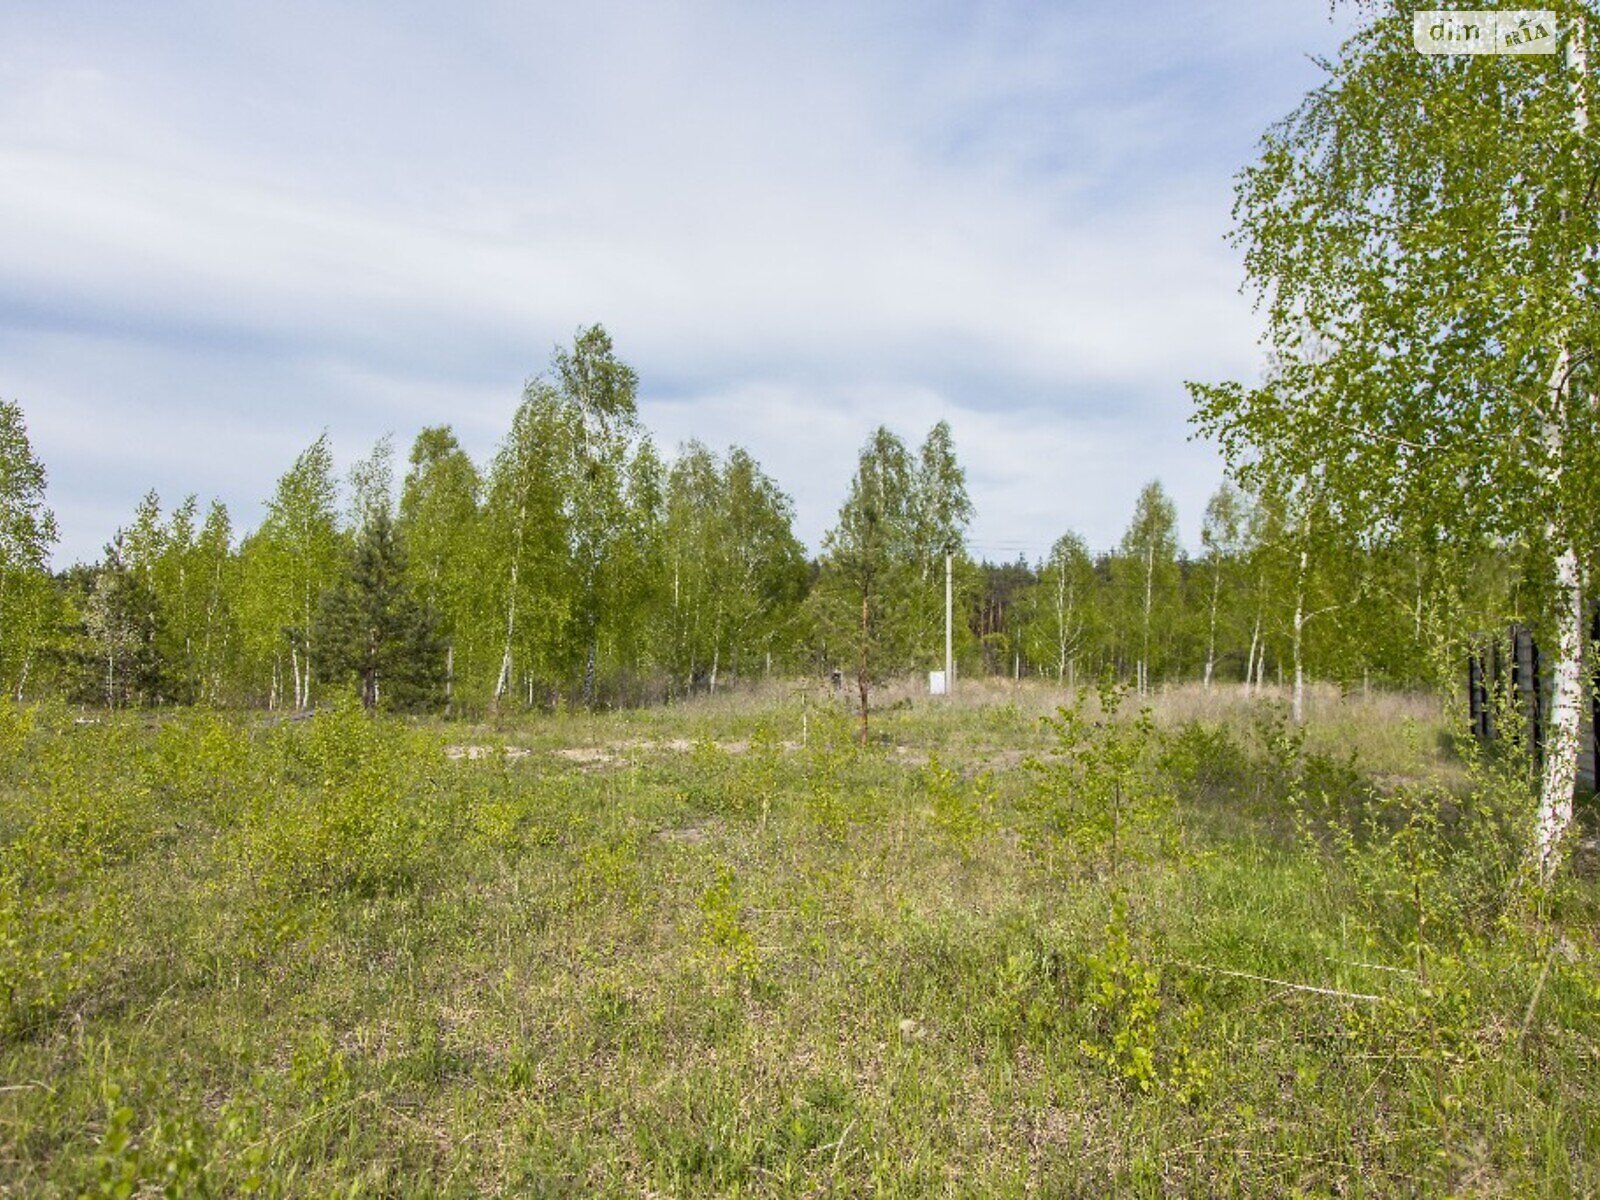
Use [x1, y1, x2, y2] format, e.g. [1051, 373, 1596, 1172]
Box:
[0, 327, 1447, 719]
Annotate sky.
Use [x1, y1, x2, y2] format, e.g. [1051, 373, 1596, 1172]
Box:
[0, 1, 1362, 569]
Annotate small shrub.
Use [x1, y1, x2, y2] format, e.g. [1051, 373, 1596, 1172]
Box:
[696, 863, 761, 982]
[227, 703, 447, 906]
[1075, 899, 1210, 1101]
[921, 755, 991, 859]
[1025, 679, 1178, 878]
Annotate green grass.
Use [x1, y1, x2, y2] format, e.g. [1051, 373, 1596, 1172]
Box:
[1, 685, 1597, 1196]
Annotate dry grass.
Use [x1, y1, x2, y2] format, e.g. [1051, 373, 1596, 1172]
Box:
[1, 689, 1594, 1197]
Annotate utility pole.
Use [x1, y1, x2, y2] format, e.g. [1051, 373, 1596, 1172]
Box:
[945, 548, 954, 698]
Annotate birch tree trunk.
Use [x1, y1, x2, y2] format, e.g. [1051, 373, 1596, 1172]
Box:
[1246, 588, 1263, 697]
[1140, 543, 1154, 696]
[1539, 346, 1583, 878]
[301, 578, 313, 711]
[494, 502, 527, 711]
[1535, 26, 1589, 879]
[1292, 546, 1308, 726]
[1056, 567, 1068, 683]
[1204, 565, 1221, 692]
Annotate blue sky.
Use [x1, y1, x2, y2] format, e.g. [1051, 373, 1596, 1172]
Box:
[0, 1, 1359, 567]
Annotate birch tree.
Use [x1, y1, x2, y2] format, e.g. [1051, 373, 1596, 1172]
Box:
[249, 435, 341, 709]
[193, 500, 235, 704]
[551, 325, 645, 705]
[662, 442, 806, 693]
[1116, 481, 1179, 695]
[908, 420, 975, 666]
[397, 426, 481, 711]
[0, 401, 58, 698]
[483, 384, 569, 711]
[1199, 485, 1245, 691]
[1191, 4, 1600, 875]
[1023, 532, 1096, 686]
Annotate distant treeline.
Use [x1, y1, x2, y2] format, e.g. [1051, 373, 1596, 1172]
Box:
[0, 327, 1460, 713]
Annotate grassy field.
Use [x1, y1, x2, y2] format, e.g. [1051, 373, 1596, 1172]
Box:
[2, 681, 1598, 1196]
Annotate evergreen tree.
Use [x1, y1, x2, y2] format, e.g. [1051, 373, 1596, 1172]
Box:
[315, 508, 444, 711]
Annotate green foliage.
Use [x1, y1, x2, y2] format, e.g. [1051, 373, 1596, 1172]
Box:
[314, 508, 445, 711]
[661, 442, 807, 695]
[1076, 899, 1210, 1101]
[1025, 678, 1178, 877]
[572, 836, 642, 910]
[148, 711, 260, 827]
[1157, 718, 1251, 803]
[920, 754, 992, 859]
[1189, 6, 1600, 860]
[0, 853, 120, 1039]
[696, 863, 761, 981]
[1114, 480, 1180, 690]
[0, 399, 58, 698]
[397, 426, 482, 703]
[228, 703, 448, 908]
[3, 612, 1599, 1194]
[811, 422, 977, 739]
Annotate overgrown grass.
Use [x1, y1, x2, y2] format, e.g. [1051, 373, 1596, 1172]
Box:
[1, 684, 1596, 1196]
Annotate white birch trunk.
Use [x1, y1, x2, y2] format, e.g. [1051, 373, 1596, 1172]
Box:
[1246, 609, 1261, 698]
[301, 576, 313, 711]
[1540, 539, 1582, 875]
[496, 562, 519, 702]
[1141, 543, 1154, 696]
[1056, 566, 1068, 684]
[1204, 564, 1220, 693]
[1292, 599, 1305, 727]
[495, 502, 527, 706]
[1535, 27, 1589, 878]
[1292, 545, 1308, 726]
[1538, 344, 1584, 877]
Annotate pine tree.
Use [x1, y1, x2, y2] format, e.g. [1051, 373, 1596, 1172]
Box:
[315, 508, 444, 711]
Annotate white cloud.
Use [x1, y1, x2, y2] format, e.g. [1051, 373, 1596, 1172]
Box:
[0, 1, 1349, 566]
